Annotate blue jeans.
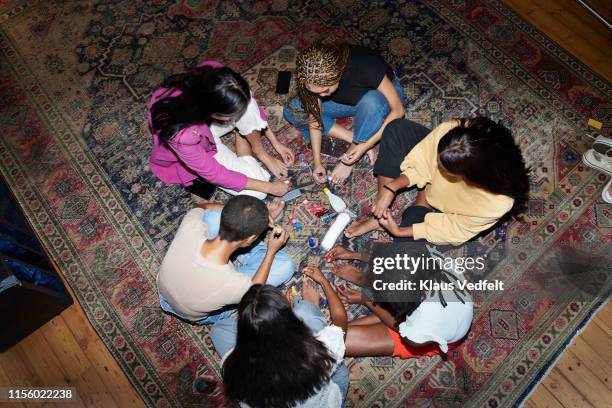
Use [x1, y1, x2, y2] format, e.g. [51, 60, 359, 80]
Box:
[283, 77, 406, 143]
[210, 296, 349, 403]
[158, 209, 295, 325]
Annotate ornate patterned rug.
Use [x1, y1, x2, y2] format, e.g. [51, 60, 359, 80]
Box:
[0, 0, 610, 407]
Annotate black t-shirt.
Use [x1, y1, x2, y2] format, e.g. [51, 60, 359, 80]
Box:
[326, 45, 395, 106]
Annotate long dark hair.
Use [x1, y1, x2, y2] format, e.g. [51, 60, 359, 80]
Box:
[437, 117, 530, 214]
[150, 65, 250, 145]
[222, 285, 336, 408]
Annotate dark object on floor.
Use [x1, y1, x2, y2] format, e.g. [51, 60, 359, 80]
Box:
[0, 175, 73, 352]
[321, 136, 351, 159]
[275, 70, 292, 94]
[192, 377, 216, 395]
[185, 177, 216, 200]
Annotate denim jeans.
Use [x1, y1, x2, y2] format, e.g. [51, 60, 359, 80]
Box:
[210, 296, 349, 404]
[158, 209, 295, 325]
[283, 77, 406, 143]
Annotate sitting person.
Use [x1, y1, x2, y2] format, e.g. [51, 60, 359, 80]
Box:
[149, 60, 293, 200]
[209, 267, 348, 407]
[284, 42, 405, 184]
[156, 195, 294, 324]
[346, 117, 530, 245]
[325, 244, 473, 359]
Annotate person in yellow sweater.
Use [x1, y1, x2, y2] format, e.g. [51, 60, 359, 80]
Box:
[346, 118, 529, 245]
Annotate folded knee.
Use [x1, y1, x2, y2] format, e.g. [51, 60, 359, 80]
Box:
[357, 90, 388, 113]
[270, 252, 296, 284]
[283, 99, 307, 125]
[378, 118, 407, 149]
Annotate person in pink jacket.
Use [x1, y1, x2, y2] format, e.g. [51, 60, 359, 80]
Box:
[148, 60, 294, 199]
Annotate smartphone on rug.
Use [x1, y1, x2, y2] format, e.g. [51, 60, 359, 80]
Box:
[275, 71, 292, 94]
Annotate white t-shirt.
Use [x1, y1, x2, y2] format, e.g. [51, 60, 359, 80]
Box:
[398, 269, 473, 352]
[156, 208, 252, 321]
[209, 96, 268, 139]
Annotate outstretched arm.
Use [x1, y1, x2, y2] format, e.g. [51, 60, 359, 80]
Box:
[303, 267, 348, 336]
[337, 288, 397, 329]
[264, 128, 295, 165]
[251, 227, 289, 285]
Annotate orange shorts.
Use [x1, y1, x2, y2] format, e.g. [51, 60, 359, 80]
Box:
[387, 327, 461, 359]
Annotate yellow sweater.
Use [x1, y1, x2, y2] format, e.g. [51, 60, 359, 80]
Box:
[400, 120, 514, 245]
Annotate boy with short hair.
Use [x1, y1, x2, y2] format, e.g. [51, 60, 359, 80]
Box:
[157, 196, 294, 324]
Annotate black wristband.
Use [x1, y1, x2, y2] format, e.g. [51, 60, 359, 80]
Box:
[383, 184, 396, 194]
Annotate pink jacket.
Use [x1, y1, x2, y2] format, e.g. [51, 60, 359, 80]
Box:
[148, 60, 265, 191]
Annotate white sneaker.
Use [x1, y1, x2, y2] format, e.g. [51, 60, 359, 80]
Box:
[593, 135, 612, 157]
[582, 149, 612, 175]
[603, 178, 612, 204]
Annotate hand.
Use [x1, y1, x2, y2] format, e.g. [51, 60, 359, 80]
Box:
[263, 156, 289, 180]
[274, 142, 295, 165]
[267, 180, 292, 196]
[337, 286, 364, 304]
[303, 266, 328, 285]
[372, 187, 395, 218]
[285, 285, 298, 303]
[267, 225, 289, 252]
[312, 163, 327, 184]
[341, 143, 368, 165]
[378, 209, 401, 236]
[324, 245, 355, 262]
[301, 279, 321, 305]
[266, 199, 285, 227]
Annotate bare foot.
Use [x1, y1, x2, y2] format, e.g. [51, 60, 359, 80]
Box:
[260, 154, 288, 180]
[367, 149, 377, 166]
[267, 199, 285, 221]
[345, 217, 382, 238]
[302, 279, 321, 304]
[329, 162, 353, 184]
[325, 244, 357, 262]
[332, 264, 364, 286]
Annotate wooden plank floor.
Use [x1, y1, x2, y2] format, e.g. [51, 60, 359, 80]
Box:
[1, 1, 611, 407]
[505, 0, 612, 82]
[0, 269, 145, 408]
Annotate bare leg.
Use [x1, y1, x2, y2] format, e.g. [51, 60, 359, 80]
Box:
[234, 132, 253, 157]
[241, 130, 266, 157]
[241, 131, 288, 178]
[348, 314, 381, 326]
[329, 125, 376, 164]
[345, 217, 382, 238]
[331, 264, 364, 286]
[328, 123, 354, 143]
[367, 148, 377, 165]
[345, 323, 395, 356]
[345, 175, 395, 237]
